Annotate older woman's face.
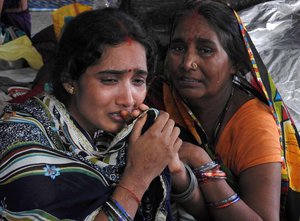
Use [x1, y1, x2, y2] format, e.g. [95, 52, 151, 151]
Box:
[165, 13, 235, 104]
[68, 40, 148, 134]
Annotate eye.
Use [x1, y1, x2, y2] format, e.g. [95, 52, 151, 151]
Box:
[198, 47, 213, 56]
[169, 43, 186, 54]
[100, 77, 118, 85]
[132, 77, 146, 86]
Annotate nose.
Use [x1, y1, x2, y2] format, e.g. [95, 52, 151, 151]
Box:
[116, 84, 135, 107]
[182, 48, 198, 71]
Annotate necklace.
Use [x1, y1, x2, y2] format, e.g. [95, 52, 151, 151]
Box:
[211, 86, 234, 147]
[182, 86, 235, 149]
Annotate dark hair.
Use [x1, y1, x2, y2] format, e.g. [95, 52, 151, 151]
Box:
[169, 0, 252, 74]
[51, 8, 157, 104]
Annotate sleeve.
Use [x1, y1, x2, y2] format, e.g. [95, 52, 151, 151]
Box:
[217, 99, 282, 175]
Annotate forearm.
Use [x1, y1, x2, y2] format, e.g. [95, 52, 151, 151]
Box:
[171, 163, 209, 220]
[199, 179, 262, 221]
[3, 0, 28, 13]
[93, 169, 150, 220]
[20, 0, 28, 10]
[0, 0, 4, 17]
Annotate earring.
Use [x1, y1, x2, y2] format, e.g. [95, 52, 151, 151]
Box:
[67, 86, 75, 95]
[191, 62, 198, 70]
[63, 83, 75, 95]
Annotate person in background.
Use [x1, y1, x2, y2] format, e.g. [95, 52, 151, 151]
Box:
[0, 0, 31, 37]
[146, 1, 300, 220]
[0, 8, 184, 220]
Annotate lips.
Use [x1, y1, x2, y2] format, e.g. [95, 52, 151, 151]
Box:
[109, 112, 124, 122]
[180, 77, 201, 82]
[176, 76, 203, 87]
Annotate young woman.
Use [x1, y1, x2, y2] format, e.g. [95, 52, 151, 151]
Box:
[0, 8, 182, 220]
[146, 1, 300, 220]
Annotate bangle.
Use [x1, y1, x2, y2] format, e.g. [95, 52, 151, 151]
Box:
[103, 198, 133, 221]
[171, 164, 198, 203]
[194, 168, 227, 182]
[193, 161, 219, 173]
[207, 193, 240, 209]
[110, 198, 133, 220]
[117, 184, 141, 206]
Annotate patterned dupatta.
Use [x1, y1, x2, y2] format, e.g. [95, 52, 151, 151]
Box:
[163, 9, 300, 221]
[234, 11, 300, 221]
[0, 95, 170, 221]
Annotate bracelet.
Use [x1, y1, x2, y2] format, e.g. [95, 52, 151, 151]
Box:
[110, 198, 133, 220]
[207, 193, 240, 209]
[103, 198, 133, 221]
[171, 164, 198, 203]
[193, 161, 219, 173]
[194, 168, 227, 182]
[117, 184, 141, 206]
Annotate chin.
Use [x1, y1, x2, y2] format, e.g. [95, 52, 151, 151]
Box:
[103, 124, 125, 134]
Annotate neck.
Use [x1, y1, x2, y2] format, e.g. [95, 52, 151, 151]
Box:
[189, 83, 234, 142]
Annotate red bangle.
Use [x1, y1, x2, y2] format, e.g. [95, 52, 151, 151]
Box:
[117, 184, 141, 206]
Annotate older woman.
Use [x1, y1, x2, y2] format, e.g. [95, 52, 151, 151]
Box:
[146, 1, 300, 221]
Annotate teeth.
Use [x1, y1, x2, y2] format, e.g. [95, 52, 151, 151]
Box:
[111, 113, 121, 117]
[182, 78, 199, 82]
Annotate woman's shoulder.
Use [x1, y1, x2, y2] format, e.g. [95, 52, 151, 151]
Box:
[219, 98, 282, 174]
[234, 98, 275, 122]
[226, 98, 278, 137]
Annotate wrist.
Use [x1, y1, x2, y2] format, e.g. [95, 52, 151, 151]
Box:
[171, 164, 198, 203]
[171, 162, 188, 192]
[118, 172, 149, 201]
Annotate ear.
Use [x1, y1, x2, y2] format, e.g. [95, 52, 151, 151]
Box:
[63, 83, 75, 95]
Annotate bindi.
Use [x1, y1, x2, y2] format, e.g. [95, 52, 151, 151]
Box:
[125, 36, 132, 45]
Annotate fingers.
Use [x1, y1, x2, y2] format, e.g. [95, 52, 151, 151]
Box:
[131, 104, 149, 118]
[126, 110, 182, 184]
[129, 112, 147, 143]
[121, 104, 150, 125]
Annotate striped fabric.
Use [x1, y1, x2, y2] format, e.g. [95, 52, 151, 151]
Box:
[0, 95, 171, 221]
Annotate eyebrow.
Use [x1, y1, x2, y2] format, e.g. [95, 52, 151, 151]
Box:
[97, 69, 148, 76]
[171, 37, 214, 45]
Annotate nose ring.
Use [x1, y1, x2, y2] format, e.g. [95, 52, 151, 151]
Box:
[191, 62, 198, 70]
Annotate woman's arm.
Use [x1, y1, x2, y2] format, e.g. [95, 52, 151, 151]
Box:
[0, 0, 4, 17]
[178, 142, 281, 221]
[200, 163, 281, 221]
[170, 161, 210, 220]
[94, 111, 182, 220]
[3, 0, 28, 13]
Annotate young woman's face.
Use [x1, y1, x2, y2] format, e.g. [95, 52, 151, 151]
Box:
[165, 13, 235, 103]
[68, 41, 148, 134]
